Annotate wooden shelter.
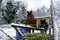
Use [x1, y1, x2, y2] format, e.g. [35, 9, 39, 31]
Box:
[25, 10, 51, 28]
[35, 16, 51, 28]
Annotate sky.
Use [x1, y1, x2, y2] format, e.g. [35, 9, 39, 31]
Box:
[15, 0, 51, 11]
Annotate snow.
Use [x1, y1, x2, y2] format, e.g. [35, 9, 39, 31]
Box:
[0, 24, 53, 40]
[0, 24, 16, 40]
[3, 28, 16, 37]
[0, 27, 16, 40]
[0, 24, 32, 40]
[11, 23, 32, 27]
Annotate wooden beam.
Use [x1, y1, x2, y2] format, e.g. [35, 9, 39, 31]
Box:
[36, 18, 40, 28]
[11, 25, 44, 31]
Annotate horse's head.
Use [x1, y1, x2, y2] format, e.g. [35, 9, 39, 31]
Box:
[25, 10, 36, 25]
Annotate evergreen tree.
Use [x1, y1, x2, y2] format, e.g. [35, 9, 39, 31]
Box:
[0, 0, 2, 6]
[20, 6, 26, 23]
[2, 1, 18, 24]
[21, 6, 26, 19]
[18, 2, 27, 23]
[0, 0, 2, 9]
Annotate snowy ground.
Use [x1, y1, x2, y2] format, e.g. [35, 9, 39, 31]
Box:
[0, 24, 16, 40]
[0, 24, 53, 40]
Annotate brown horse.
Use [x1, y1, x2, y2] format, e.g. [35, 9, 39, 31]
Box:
[25, 11, 36, 25]
[25, 11, 36, 32]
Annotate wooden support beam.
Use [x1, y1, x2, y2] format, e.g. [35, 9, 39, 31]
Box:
[36, 18, 40, 28]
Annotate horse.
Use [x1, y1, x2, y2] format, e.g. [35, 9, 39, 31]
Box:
[40, 19, 48, 34]
[25, 11, 36, 25]
[25, 10, 36, 32]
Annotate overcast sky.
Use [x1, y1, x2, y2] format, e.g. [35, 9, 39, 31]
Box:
[15, 0, 51, 11]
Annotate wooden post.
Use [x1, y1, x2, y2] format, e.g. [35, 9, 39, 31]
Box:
[36, 18, 40, 28]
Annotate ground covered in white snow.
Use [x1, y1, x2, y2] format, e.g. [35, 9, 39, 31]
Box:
[0, 24, 53, 40]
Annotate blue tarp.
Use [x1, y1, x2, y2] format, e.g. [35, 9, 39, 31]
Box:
[16, 28, 27, 40]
